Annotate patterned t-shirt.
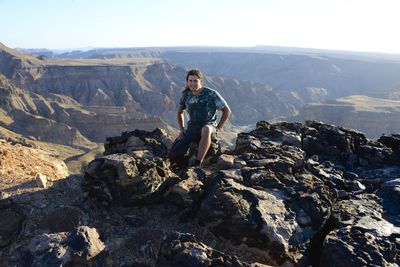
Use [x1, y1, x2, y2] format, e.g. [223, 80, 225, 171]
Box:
[178, 87, 228, 127]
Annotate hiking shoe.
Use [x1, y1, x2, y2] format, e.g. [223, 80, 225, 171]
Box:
[194, 159, 203, 168]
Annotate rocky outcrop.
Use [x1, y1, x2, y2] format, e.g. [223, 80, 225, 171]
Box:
[78, 121, 400, 266]
[2, 121, 400, 266]
[83, 153, 178, 206]
[320, 195, 399, 266]
[103, 128, 174, 158]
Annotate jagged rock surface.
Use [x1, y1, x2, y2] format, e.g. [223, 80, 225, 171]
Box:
[157, 232, 272, 267]
[1, 121, 400, 266]
[26, 226, 105, 266]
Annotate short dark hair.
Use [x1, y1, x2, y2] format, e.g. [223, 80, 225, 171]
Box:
[186, 69, 203, 82]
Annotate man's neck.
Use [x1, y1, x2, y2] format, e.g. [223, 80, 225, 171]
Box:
[192, 87, 203, 95]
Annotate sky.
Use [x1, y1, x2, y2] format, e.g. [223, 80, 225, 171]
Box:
[1, 0, 400, 54]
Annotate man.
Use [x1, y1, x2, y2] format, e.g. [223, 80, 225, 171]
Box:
[169, 69, 231, 168]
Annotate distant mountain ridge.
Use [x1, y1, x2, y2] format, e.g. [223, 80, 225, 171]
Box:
[4, 41, 400, 143]
[26, 45, 400, 100]
[29, 44, 400, 103]
[0, 43, 297, 148]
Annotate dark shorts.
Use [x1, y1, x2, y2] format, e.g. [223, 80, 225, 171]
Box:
[168, 124, 214, 164]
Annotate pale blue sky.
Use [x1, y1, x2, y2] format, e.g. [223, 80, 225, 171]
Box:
[1, 0, 399, 54]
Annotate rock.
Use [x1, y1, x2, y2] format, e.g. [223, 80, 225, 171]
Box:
[302, 121, 371, 164]
[322, 195, 400, 266]
[379, 178, 400, 215]
[67, 226, 106, 262]
[343, 171, 358, 180]
[378, 134, 400, 151]
[320, 225, 399, 267]
[29, 193, 48, 209]
[104, 128, 174, 158]
[28, 232, 71, 266]
[235, 133, 262, 154]
[347, 180, 366, 191]
[0, 199, 25, 247]
[382, 178, 400, 187]
[281, 131, 302, 147]
[334, 189, 349, 199]
[355, 144, 392, 165]
[27, 226, 105, 266]
[35, 173, 47, 188]
[83, 153, 178, 205]
[0, 138, 69, 181]
[39, 206, 86, 232]
[164, 169, 204, 208]
[157, 232, 273, 267]
[217, 154, 236, 169]
[0, 191, 9, 200]
[197, 175, 297, 265]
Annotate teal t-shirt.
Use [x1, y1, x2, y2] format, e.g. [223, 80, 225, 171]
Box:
[178, 87, 228, 127]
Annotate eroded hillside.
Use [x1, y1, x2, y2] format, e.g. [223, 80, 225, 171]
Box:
[1, 42, 297, 149]
[0, 139, 69, 195]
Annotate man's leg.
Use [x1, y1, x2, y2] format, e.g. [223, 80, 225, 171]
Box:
[168, 135, 192, 166]
[196, 125, 214, 163]
[169, 126, 201, 166]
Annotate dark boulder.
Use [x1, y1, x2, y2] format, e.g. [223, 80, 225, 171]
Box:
[83, 153, 179, 206]
[104, 128, 174, 158]
[26, 226, 105, 266]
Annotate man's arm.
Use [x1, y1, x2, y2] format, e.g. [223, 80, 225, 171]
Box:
[177, 109, 185, 134]
[216, 105, 231, 130]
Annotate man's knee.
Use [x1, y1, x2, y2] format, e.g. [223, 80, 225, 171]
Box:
[201, 125, 214, 138]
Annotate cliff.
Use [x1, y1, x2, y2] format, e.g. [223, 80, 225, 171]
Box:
[0, 43, 297, 148]
[0, 74, 96, 149]
[294, 95, 400, 138]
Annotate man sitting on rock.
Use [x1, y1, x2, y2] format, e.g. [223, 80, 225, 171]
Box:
[169, 69, 231, 168]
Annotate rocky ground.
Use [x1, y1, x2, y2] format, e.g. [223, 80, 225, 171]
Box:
[0, 139, 69, 194]
[1, 121, 399, 266]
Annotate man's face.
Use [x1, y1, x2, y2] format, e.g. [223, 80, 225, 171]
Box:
[187, 75, 202, 92]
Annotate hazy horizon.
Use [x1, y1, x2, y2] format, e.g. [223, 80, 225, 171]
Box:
[1, 0, 400, 55]
[11, 44, 400, 58]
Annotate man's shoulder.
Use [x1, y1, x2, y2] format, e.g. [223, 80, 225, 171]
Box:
[202, 87, 219, 97]
[203, 86, 215, 93]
